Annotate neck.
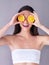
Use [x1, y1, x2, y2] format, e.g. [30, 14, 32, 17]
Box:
[19, 27, 32, 39]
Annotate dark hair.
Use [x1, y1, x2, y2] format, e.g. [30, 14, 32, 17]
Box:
[13, 5, 39, 35]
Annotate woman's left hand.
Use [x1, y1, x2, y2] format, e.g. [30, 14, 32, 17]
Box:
[31, 12, 49, 35]
[32, 12, 41, 28]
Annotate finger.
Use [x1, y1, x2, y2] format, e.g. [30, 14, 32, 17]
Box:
[30, 12, 37, 20]
[13, 13, 20, 18]
[30, 13, 34, 16]
[14, 13, 23, 17]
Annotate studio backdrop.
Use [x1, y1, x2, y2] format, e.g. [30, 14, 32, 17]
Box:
[0, 0, 49, 65]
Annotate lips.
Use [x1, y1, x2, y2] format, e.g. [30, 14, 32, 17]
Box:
[23, 24, 29, 27]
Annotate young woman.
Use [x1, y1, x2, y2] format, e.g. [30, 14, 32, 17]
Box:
[0, 5, 49, 65]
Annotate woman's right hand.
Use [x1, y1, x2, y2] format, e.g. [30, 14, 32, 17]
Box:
[8, 13, 21, 26]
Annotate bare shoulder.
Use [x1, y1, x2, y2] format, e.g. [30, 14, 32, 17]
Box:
[0, 34, 14, 46]
[38, 35, 49, 41]
[37, 35, 49, 40]
[37, 35, 49, 45]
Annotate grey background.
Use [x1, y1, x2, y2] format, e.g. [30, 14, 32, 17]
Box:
[0, 0, 49, 65]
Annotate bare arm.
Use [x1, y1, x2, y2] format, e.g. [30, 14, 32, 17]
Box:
[0, 23, 11, 38]
[33, 12, 49, 35]
[42, 35, 49, 45]
[38, 24, 49, 35]
[0, 13, 20, 38]
[0, 36, 8, 46]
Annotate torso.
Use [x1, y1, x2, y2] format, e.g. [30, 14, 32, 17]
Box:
[5, 35, 44, 65]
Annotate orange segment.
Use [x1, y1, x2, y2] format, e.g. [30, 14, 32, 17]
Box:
[27, 15, 35, 23]
[18, 15, 25, 22]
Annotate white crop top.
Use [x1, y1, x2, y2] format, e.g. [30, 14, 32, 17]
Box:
[11, 49, 41, 64]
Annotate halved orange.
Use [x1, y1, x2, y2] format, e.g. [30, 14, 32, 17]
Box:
[18, 15, 25, 22]
[27, 15, 35, 23]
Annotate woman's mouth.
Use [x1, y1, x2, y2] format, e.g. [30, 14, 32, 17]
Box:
[23, 24, 29, 27]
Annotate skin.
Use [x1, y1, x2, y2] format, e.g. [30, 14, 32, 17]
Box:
[0, 10, 49, 65]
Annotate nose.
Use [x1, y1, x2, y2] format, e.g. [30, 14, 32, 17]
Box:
[23, 20, 29, 24]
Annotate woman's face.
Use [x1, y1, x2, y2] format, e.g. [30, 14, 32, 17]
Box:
[18, 10, 34, 29]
